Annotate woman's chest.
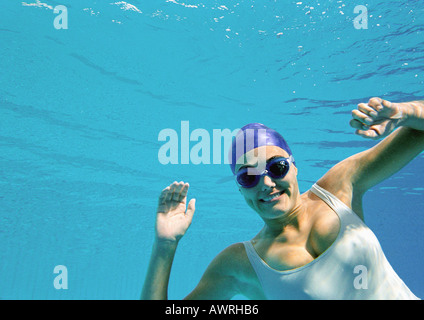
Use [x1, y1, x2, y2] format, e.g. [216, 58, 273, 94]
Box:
[254, 205, 341, 272]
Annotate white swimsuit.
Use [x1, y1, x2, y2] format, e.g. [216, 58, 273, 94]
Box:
[243, 183, 419, 300]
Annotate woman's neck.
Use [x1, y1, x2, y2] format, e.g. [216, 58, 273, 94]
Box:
[262, 194, 309, 237]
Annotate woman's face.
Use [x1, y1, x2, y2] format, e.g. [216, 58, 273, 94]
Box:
[235, 145, 300, 220]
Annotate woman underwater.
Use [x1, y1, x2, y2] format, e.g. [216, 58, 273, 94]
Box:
[142, 97, 424, 300]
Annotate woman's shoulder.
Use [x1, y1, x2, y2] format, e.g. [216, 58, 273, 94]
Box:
[218, 242, 248, 261]
[216, 242, 265, 298]
[214, 242, 255, 275]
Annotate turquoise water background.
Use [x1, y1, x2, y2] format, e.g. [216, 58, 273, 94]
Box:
[1, 0, 423, 299]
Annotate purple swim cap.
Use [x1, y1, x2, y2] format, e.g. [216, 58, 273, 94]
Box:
[229, 123, 294, 174]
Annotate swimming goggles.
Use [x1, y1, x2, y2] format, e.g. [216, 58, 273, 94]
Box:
[235, 155, 294, 188]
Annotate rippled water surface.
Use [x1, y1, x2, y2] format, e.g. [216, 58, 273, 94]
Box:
[1, 0, 424, 299]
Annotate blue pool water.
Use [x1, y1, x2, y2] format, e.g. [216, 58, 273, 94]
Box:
[1, 0, 423, 299]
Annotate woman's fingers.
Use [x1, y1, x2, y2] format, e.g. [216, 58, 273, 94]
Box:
[351, 117, 383, 140]
[171, 181, 185, 201]
[158, 186, 171, 204]
[159, 181, 191, 204]
[367, 97, 384, 111]
[358, 102, 378, 118]
[352, 98, 395, 129]
[355, 128, 379, 140]
[350, 118, 369, 130]
[179, 183, 189, 202]
[186, 198, 196, 219]
[352, 109, 373, 126]
[368, 97, 398, 118]
[351, 97, 400, 140]
[165, 183, 176, 202]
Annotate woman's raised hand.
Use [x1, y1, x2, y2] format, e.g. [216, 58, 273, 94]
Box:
[350, 97, 405, 140]
[155, 181, 196, 243]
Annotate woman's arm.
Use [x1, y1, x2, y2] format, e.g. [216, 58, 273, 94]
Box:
[141, 182, 239, 300]
[183, 244, 242, 300]
[141, 181, 196, 300]
[348, 98, 424, 192]
[316, 98, 424, 219]
[141, 240, 178, 300]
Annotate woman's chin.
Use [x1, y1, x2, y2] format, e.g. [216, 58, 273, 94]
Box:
[257, 199, 291, 219]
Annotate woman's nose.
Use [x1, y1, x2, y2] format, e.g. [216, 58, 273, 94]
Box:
[261, 174, 276, 190]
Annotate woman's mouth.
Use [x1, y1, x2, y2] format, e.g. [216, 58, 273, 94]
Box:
[259, 190, 285, 203]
